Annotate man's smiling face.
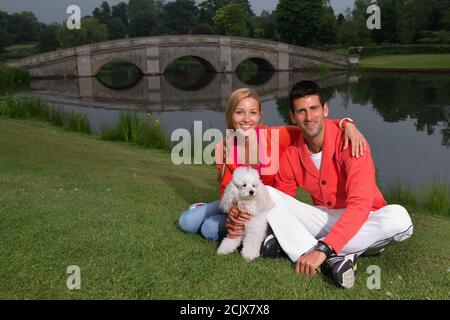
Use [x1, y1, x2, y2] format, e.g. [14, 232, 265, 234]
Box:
[290, 95, 329, 140]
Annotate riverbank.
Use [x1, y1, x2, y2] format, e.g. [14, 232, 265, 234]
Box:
[357, 54, 450, 71]
[0, 118, 448, 299]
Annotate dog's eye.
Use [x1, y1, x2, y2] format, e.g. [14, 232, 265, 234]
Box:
[242, 184, 246, 188]
[253, 184, 256, 188]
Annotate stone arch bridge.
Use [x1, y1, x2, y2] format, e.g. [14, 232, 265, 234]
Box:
[7, 35, 349, 78]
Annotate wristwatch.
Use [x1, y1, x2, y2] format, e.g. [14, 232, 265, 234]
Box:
[314, 241, 335, 258]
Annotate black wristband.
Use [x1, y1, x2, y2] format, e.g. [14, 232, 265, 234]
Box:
[314, 241, 335, 258]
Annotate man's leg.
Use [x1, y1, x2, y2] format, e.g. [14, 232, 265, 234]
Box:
[339, 204, 414, 257]
[265, 186, 341, 262]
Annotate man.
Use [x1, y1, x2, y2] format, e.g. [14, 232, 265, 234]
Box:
[262, 81, 413, 288]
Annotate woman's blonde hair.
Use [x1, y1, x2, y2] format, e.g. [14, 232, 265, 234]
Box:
[225, 88, 262, 129]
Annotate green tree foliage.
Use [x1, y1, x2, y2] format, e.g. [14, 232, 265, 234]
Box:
[275, 0, 335, 46]
[251, 10, 276, 40]
[112, 2, 129, 28]
[164, 0, 198, 34]
[109, 17, 128, 40]
[56, 17, 108, 48]
[128, 0, 165, 37]
[0, 11, 12, 52]
[213, 2, 249, 37]
[6, 11, 40, 43]
[38, 23, 60, 53]
[198, 0, 253, 25]
[93, 1, 112, 27]
[190, 23, 215, 35]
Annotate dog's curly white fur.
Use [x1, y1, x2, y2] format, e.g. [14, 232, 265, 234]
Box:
[217, 167, 274, 261]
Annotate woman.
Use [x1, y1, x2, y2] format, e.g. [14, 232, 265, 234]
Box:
[178, 88, 366, 241]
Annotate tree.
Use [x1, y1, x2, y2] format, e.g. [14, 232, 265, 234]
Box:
[0, 27, 13, 52]
[56, 17, 108, 48]
[6, 11, 40, 43]
[198, 0, 253, 25]
[190, 23, 215, 35]
[109, 17, 128, 39]
[38, 23, 60, 52]
[275, 0, 330, 46]
[316, 5, 337, 46]
[93, 1, 112, 26]
[164, 0, 198, 34]
[112, 2, 128, 28]
[128, 0, 165, 37]
[251, 10, 276, 40]
[213, 3, 249, 37]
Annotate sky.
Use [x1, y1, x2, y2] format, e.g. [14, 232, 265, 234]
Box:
[0, 0, 355, 24]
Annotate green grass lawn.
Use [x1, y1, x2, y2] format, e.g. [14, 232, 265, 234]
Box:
[359, 54, 450, 69]
[0, 119, 449, 299]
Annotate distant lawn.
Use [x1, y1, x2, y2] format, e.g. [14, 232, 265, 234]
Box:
[0, 43, 39, 62]
[359, 54, 450, 69]
[0, 119, 449, 299]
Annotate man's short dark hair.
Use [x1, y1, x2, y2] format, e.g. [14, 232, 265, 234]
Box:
[289, 81, 324, 112]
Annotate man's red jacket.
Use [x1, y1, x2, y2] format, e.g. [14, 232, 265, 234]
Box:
[273, 119, 387, 253]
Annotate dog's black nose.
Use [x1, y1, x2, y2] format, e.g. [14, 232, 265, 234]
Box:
[249, 190, 254, 196]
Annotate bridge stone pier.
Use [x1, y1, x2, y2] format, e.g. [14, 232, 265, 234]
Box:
[7, 35, 349, 78]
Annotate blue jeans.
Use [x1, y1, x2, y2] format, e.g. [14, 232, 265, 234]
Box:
[178, 200, 227, 241]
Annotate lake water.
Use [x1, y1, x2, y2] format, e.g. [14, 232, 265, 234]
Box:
[25, 70, 450, 190]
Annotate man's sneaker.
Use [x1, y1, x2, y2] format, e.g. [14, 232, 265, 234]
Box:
[320, 254, 357, 289]
[261, 234, 287, 259]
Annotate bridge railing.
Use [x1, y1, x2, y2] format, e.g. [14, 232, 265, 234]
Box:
[7, 48, 77, 68]
[7, 35, 349, 68]
[289, 45, 348, 66]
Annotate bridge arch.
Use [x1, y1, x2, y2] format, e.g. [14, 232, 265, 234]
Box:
[235, 56, 275, 72]
[91, 53, 146, 77]
[163, 55, 216, 74]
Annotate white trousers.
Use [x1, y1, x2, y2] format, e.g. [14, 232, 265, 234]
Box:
[266, 186, 414, 262]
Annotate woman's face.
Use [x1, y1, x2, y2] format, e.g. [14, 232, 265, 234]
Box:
[231, 97, 262, 134]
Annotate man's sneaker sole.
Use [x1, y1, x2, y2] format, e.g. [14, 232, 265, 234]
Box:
[322, 254, 357, 289]
[338, 261, 357, 289]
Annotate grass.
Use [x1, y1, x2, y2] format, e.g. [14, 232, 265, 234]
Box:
[358, 54, 450, 69]
[0, 118, 449, 299]
[384, 178, 450, 218]
[0, 96, 91, 135]
[100, 111, 170, 150]
[0, 64, 30, 93]
[0, 43, 39, 62]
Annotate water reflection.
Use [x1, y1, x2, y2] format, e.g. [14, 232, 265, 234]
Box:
[335, 74, 450, 148]
[164, 56, 217, 91]
[235, 59, 275, 85]
[96, 61, 143, 90]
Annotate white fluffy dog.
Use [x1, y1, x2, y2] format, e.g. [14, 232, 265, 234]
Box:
[217, 167, 274, 261]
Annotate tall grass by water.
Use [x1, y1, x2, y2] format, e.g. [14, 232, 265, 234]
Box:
[385, 177, 450, 217]
[0, 64, 30, 94]
[0, 95, 91, 134]
[100, 111, 170, 150]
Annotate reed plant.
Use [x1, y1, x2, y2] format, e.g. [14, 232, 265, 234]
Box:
[100, 111, 170, 150]
[0, 96, 91, 135]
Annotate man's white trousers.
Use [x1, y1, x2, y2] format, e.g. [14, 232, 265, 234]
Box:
[266, 186, 414, 262]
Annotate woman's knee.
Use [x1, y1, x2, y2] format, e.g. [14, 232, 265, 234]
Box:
[178, 209, 201, 234]
[200, 215, 227, 241]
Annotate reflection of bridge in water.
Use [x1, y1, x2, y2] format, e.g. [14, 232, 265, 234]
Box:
[30, 71, 352, 111]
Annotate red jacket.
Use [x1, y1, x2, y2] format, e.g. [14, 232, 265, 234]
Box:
[215, 125, 301, 198]
[273, 119, 386, 253]
[215, 120, 345, 199]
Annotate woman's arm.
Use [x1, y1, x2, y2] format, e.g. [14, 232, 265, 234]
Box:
[341, 121, 367, 158]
